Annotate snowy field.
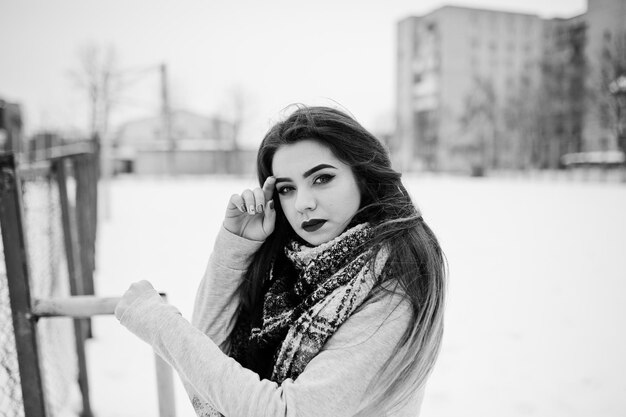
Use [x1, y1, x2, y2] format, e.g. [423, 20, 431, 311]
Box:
[87, 174, 626, 417]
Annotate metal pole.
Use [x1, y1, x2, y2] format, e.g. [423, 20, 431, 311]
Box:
[160, 63, 174, 175]
[155, 353, 177, 417]
[155, 294, 176, 417]
[0, 153, 47, 417]
[54, 158, 93, 417]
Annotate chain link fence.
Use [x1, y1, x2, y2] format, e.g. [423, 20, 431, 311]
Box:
[21, 176, 82, 416]
[1, 146, 177, 416]
[0, 236, 25, 417]
[0, 145, 99, 417]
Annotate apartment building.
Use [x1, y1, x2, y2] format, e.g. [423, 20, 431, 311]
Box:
[396, 1, 626, 173]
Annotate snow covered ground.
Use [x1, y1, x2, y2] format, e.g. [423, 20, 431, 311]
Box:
[87, 174, 626, 417]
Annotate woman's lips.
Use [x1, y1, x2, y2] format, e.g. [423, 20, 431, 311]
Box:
[301, 219, 326, 232]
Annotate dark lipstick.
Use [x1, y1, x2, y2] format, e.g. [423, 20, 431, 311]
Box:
[301, 219, 326, 232]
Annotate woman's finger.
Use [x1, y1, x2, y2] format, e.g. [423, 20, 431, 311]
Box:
[262, 176, 276, 202]
[262, 199, 276, 235]
[252, 188, 265, 213]
[241, 189, 256, 215]
[228, 193, 246, 213]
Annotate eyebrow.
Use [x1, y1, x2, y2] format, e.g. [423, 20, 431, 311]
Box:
[274, 163, 337, 183]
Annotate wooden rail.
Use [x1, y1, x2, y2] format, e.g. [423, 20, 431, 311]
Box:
[31, 293, 167, 318]
[32, 296, 122, 318]
[31, 294, 177, 417]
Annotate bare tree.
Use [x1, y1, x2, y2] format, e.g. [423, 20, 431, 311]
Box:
[220, 85, 256, 151]
[599, 30, 626, 161]
[68, 43, 121, 139]
[217, 85, 257, 174]
[503, 76, 543, 170]
[459, 76, 498, 175]
[68, 43, 122, 220]
[525, 20, 588, 170]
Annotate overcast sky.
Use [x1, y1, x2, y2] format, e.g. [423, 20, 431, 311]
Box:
[1, 0, 586, 147]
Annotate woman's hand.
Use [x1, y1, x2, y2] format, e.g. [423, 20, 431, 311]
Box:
[114, 280, 181, 345]
[223, 176, 276, 241]
[114, 280, 163, 323]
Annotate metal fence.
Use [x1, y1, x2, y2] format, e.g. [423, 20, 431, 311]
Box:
[1, 142, 176, 417]
[0, 236, 24, 417]
[0, 144, 98, 417]
[22, 170, 82, 416]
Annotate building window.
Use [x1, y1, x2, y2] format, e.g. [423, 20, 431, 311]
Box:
[524, 43, 533, 55]
[507, 41, 515, 52]
[489, 14, 498, 31]
[470, 11, 480, 26]
[507, 14, 517, 33]
[470, 54, 477, 66]
[506, 76, 515, 88]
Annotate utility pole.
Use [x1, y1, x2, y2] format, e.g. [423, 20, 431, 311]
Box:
[160, 63, 174, 175]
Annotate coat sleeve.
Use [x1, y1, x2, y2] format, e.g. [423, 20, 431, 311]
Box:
[182, 226, 263, 413]
[191, 226, 263, 353]
[117, 281, 417, 417]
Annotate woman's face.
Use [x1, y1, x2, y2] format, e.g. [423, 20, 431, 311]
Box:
[272, 139, 362, 246]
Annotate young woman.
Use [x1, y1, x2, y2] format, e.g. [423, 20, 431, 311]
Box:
[115, 106, 447, 417]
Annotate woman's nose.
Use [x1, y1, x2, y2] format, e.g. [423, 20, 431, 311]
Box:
[294, 189, 316, 212]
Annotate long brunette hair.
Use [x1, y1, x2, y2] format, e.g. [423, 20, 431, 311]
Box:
[237, 105, 446, 415]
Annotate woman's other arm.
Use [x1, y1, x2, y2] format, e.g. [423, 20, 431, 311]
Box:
[192, 226, 262, 352]
[116, 284, 418, 417]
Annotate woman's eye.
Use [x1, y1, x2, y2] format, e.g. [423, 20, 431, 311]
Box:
[277, 185, 294, 195]
[313, 174, 334, 185]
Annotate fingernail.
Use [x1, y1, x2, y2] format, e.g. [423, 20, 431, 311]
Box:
[248, 205, 255, 214]
[239, 204, 246, 213]
[269, 200, 274, 210]
[257, 204, 264, 213]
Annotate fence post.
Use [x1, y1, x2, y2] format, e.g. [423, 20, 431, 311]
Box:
[0, 153, 47, 417]
[74, 154, 96, 298]
[54, 157, 94, 417]
[74, 153, 97, 341]
[155, 353, 177, 417]
[154, 294, 177, 417]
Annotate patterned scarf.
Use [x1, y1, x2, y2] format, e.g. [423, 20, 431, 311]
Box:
[192, 223, 389, 416]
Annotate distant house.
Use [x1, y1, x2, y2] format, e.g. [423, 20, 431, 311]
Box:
[113, 109, 254, 175]
[0, 98, 24, 154]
